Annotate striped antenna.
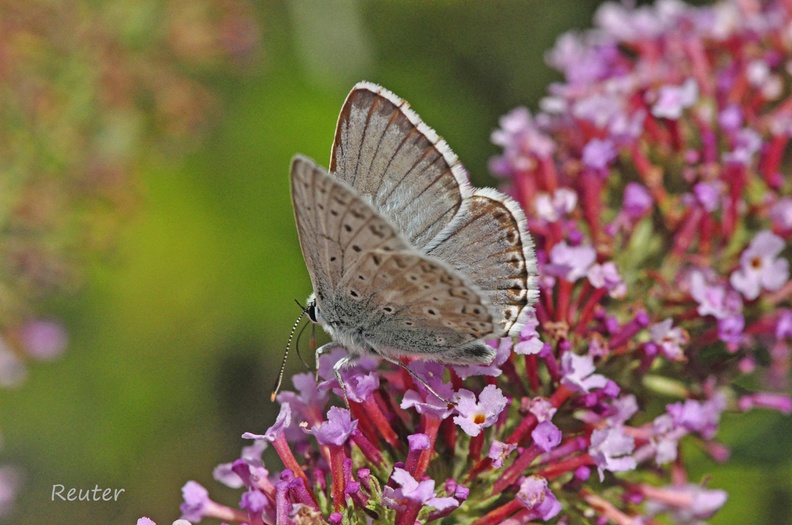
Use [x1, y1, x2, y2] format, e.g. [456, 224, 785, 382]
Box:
[271, 302, 311, 402]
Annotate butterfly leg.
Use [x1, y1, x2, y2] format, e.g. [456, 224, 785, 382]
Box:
[314, 342, 338, 383]
[332, 353, 356, 409]
[374, 352, 454, 406]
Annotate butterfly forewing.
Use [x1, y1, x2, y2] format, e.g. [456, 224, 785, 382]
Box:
[291, 155, 407, 304]
[331, 82, 471, 250]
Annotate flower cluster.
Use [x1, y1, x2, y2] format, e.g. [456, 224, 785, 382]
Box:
[141, 0, 792, 523]
[0, 0, 260, 388]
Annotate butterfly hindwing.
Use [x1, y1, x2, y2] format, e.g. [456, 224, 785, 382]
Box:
[334, 248, 497, 363]
[425, 188, 539, 336]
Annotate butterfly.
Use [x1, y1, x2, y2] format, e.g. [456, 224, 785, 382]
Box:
[279, 82, 538, 402]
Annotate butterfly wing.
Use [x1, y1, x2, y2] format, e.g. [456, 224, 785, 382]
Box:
[334, 248, 497, 364]
[424, 188, 539, 336]
[292, 154, 497, 363]
[291, 154, 409, 305]
[330, 82, 471, 250]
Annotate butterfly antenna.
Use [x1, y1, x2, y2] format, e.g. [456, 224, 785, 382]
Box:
[294, 320, 312, 370]
[271, 303, 311, 402]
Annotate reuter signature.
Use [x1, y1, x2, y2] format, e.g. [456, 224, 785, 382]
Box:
[52, 484, 125, 502]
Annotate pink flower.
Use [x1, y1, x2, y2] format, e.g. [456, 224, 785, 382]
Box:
[650, 79, 698, 119]
[560, 352, 609, 393]
[516, 475, 562, 520]
[453, 385, 508, 437]
[648, 319, 688, 360]
[381, 468, 458, 512]
[730, 231, 789, 300]
[589, 426, 637, 481]
[546, 242, 597, 282]
[535, 188, 577, 221]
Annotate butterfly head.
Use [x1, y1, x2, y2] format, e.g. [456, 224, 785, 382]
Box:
[305, 293, 319, 324]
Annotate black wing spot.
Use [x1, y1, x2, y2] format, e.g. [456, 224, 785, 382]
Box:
[344, 224, 353, 232]
[358, 274, 365, 280]
[350, 290, 359, 298]
[331, 209, 339, 216]
[352, 245, 362, 252]
[383, 306, 395, 314]
[372, 254, 382, 265]
[330, 256, 337, 262]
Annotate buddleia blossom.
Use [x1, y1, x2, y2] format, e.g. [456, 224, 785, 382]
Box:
[142, 0, 792, 523]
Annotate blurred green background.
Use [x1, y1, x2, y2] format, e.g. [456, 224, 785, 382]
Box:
[1, 1, 790, 524]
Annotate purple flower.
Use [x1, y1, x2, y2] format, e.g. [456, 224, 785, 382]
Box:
[276, 372, 328, 419]
[546, 31, 621, 86]
[722, 128, 763, 165]
[589, 426, 636, 481]
[488, 440, 517, 468]
[240, 489, 269, 513]
[648, 318, 688, 361]
[213, 439, 268, 489]
[608, 394, 639, 426]
[667, 394, 727, 440]
[644, 484, 728, 521]
[514, 336, 543, 355]
[718, 315, 745, 348]
[770, 197, 792, 231]
[535, 188, 577, 222]
[648, 413, 683, 465]
[381, 468, 458, 512]
[622, 182, 653, 219]
[453, 385, 508, 437]
[516, 475, 562, 520]
[560, 352, 609, 393]
[526, 397, 557, 422]
[776, 310, 792, 339]
[180, 481, 211, 521]
[718, 104, 743, 131]
[546, 242, 597, 282]
[730, 231, 789, 300]
[18, 319, 67, 360]
[692, 182, 722, 212]
[137, 519, 156, 525]
[531, 421, 562, 452]
[650, 79, 698, 119]
[582, 138, 617, 171]
[401, 362, 455, 419]
[689, 271, 743, 319]
[253, 402, 291, 443]
[308, 407, 357, 446]
[343, 370, 380, 403]
[587, 261, 627, 298]
[490, 107, 555, 176]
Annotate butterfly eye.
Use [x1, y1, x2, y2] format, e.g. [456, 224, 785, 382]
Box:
[307, 302, 318, 323]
